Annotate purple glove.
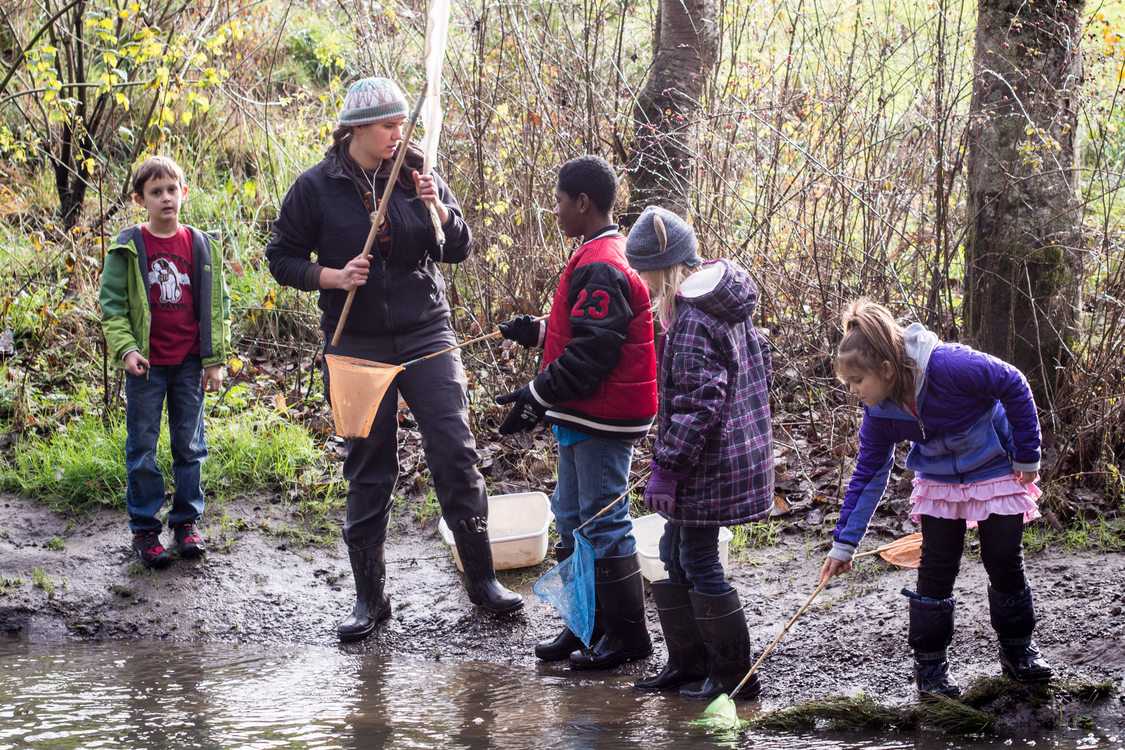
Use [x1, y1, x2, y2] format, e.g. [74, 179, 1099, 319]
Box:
[644, 462, 688, 515]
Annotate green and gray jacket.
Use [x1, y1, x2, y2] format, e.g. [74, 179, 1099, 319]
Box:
[99, 224, 232, 368]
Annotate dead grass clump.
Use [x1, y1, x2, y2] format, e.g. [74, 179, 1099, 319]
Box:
[1063, 679, 1118, 703]
[959, 676, 1010, 708]
[749, 693, 997, 735]
[747, 695, 915, 732]
[914, 695, 996, 733]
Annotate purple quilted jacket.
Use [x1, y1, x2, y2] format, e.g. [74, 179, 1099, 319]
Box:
[828, 324, 1042, 562]
[653, 259, 774, 527]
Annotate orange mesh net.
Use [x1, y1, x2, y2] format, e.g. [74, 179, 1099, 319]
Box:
[878, 532, 922, 568]
[324, 354, 404, 438]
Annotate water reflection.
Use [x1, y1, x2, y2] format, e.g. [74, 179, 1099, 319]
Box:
[0, 637, 1116, 750]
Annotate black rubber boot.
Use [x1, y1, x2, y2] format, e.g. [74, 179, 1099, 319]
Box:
[904, 588, 960, 699]
[452, 526, 524, 615]
[635, 581, 708, 692]
[338, 545, 392, 642]
[989, 584, 1053, 682]
[680, 589, 760, 701]
[535, 545, 604, 660]
[569, 553, 652, 670]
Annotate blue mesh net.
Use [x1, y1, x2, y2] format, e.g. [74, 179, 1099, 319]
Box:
[533, 531, 596, 647]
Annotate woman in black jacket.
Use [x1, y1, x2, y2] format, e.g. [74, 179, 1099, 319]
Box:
[266, 77, 522, 641]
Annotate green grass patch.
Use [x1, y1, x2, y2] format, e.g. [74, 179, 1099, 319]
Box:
[204, 407, 328, 502]
[729, 520, 780, 557]
[0, 406, 338, 526]
[30, 567, 56, 597]
[0, 573, 22, 594]
[1022, 516, 1125, 555]
[0, 414, 128, 510]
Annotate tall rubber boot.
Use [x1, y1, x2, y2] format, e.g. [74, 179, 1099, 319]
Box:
[569, 553, 652, 670]
[988, 584, 1053, 682]
[338, 545, 392, 642]
[680, 589, 761, 701]
[635, 581, 707, 692]
[535, 545, 604, 660]
[903, 588, 960, 699]
[451, 526, 524, 615]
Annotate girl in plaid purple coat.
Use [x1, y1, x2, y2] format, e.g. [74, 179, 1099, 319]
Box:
[625, 206, 775, 702]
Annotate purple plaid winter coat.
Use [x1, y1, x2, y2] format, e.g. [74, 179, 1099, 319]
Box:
[652, 259, 775, 527]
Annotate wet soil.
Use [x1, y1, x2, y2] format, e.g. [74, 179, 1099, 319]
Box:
[1, 492, 1123, 735]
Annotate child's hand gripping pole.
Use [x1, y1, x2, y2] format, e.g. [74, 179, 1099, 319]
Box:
[331, 87, 428, 348]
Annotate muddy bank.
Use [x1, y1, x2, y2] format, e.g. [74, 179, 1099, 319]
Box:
[1, 492, 1122, 734]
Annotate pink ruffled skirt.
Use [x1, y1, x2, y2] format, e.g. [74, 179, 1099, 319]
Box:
[909, 473, 1041, 527]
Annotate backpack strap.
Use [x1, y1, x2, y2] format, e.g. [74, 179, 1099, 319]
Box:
[187, 226, 215, 359]
[116, 226, 148, 285]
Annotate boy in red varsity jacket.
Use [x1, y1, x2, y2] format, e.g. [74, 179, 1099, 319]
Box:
[497, 156, 658, 670]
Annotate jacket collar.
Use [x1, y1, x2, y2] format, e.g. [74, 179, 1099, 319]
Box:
[903, 323, 941, 405]
[583, 225, 621, 244]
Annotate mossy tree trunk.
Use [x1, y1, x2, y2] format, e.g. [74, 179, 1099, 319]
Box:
[963, 0, 1084, 393]
[625, 0, 718, 221]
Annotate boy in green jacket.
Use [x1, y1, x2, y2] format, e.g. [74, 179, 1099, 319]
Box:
[99, 156, 232, 568]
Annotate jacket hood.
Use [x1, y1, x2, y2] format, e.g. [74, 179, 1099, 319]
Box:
[903, 322, 941, 403]
[677, 258, 758, 323]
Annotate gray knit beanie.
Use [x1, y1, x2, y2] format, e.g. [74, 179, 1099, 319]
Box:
[625, 205, 702, 271]
[338, 77, 408, 127]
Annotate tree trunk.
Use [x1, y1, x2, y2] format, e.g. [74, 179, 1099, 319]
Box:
[963, 0, 1084, 394]
[625, 0, 718, 221]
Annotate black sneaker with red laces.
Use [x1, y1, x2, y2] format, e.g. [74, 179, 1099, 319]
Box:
[133, 530, 171, 569]
[173, 522, 206, 559]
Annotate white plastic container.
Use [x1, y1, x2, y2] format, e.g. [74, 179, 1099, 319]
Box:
[438, 492, 554, 571]
[631, 513, 734, 582]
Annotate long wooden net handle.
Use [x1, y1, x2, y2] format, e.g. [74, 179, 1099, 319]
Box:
[331, 88, 428, 348]
[854, 534, 922, 560]
[727, 534, 922, 700]
[575, 474, 649, 535]
[730, 575, 830, 699]
[399, 314, 549, 369]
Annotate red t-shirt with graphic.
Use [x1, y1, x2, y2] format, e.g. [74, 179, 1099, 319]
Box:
[142, 226, 200, 365]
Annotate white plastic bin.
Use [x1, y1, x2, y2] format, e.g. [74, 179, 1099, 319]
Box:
[631, 513, 733, 582]
[438, 492, 554, 571]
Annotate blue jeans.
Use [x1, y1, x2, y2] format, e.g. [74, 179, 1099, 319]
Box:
[659, 522, 730, 595]
[124, 355, 207, 532]
[552, 435, 636, 557]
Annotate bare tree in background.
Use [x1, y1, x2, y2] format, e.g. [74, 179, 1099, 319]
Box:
[625, 0, 718, 220]
[963, 0, 1084, 393]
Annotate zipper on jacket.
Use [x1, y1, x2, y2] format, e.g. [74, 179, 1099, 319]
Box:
[905, 402, 927, 441]
[344, 174, 395, 334]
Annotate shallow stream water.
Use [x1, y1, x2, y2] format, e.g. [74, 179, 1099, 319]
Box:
[0, 637, 1118, 749]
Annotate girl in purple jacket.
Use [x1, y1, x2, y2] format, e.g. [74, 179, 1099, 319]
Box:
[819, 299, 1052, 699]
[625, 206, 775, 702]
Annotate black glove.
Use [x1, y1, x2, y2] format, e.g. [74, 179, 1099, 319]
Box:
[498, 315, 543, 348]
[496, 384, 548, 434]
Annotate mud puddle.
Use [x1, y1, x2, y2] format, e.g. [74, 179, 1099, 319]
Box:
[1, 493, 1123, 741]
[2, 638, 1121, 749]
